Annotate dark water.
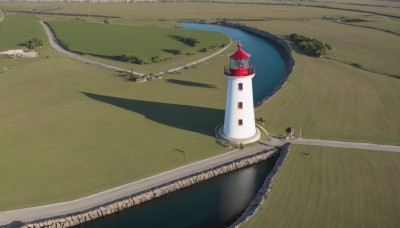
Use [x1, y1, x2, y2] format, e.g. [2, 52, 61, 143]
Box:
[80, 157, 278, 228]
[181, 22, 286, 103]
[81, 23, 286, 227]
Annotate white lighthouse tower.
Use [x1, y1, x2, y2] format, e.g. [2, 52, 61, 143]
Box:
[218, 42, 260, 145]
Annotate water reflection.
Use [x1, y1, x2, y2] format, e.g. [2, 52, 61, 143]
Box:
[80, 157, 277, 228]
[218, 166, 257, 221]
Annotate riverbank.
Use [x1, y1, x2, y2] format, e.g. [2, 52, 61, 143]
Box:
[9, 146, 281, 228]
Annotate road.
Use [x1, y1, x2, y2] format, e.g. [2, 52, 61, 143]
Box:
[0, 143, 277, 226]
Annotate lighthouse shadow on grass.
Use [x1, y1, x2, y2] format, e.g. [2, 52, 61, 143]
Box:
[81, 92, 223, 137]
[166, 79, 217, 89]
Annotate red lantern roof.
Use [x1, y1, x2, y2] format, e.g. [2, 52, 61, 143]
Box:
[230, 42, 251, 59]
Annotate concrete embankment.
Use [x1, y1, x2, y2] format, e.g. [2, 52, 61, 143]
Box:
[213, 21, 295, 108]
[19, 149, 280, 228]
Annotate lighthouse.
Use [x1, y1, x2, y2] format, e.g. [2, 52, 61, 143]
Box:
[218, 42, 260, 145]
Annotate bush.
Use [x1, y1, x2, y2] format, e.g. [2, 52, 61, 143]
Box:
[25, 37, 43, 50]
[151, 56, 159, 62]
[184, 37, 200, 47]
[118, 54, 144, 65]
[290, 33, 331, 57]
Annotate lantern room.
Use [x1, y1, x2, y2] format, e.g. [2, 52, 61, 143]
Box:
[229, 42, 254, 76]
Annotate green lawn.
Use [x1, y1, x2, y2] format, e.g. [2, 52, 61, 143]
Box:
[246, 19, 400, 145]
[0, 14, 45, 51]
[244, 145, 400, 228]
[1, 2, 366, 20]
[47, 20, 229, 64]
[256, 52, 400, 145]
[348, 16, 400, 35]
[0, 14, 231, 210]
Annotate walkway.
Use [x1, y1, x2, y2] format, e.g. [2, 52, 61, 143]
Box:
[293, 138, 400, 153]
[0, 143, 278, 226]
[40, 21, 232, 76]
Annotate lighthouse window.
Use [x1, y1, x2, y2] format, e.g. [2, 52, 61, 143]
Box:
[238, 119, 243, 126]
[231, 59, 249, 69]
[238, 83, 243, 91]
[238, 102, 243, 109]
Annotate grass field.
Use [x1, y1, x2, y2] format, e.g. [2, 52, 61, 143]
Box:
[244, 145, 400, 228]
[255, 52, 400, 145]
[0, 14, 45, 51]
[243, 19, 400, 144]
[0, 14, 232, 210]
[351, 18, 400, 35]
[47, 20, 229, 64]
[1, 2, 366, 20]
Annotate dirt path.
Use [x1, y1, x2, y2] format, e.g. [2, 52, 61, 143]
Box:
[40, 21, 232, 77]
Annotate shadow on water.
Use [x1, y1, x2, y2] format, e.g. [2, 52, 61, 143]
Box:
[166, 79, 217, 89]
[81, 92, 223, 137]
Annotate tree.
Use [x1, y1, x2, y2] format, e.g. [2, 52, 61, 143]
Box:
[25, 37, 43, 50]
[184, 37, 200, 47]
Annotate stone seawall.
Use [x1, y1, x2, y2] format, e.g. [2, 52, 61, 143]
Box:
[213, 21, 296, 108]
[230, 143, 291, 227]
[21, 149, 280, 228]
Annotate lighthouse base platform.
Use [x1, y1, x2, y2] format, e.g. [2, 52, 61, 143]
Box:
[216, 125, 261, 145]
